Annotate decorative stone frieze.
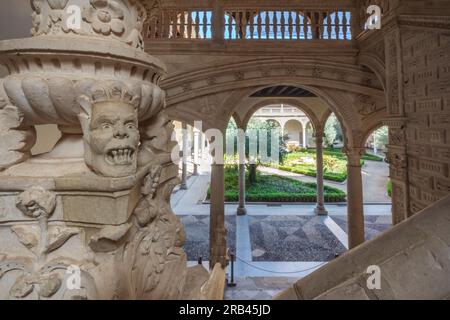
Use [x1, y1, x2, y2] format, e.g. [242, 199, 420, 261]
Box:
[31, 0, 148, 50]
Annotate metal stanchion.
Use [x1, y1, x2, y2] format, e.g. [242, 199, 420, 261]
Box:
[227, 252, 237, 287]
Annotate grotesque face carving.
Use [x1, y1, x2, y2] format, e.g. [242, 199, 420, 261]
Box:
[85, 101, 140, 177]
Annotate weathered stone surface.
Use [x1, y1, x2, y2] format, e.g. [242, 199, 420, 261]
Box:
[0, 0, 201, 300]
[181, 265, 210, 300]
[0, 103, 36, 171]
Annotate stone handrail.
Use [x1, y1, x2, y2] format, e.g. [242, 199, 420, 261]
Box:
[199, 263, 227, 300]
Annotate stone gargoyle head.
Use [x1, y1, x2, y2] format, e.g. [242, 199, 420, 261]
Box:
[77, 81, 141, 177]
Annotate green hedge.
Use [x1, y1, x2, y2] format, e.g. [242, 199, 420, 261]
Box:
[278, 164, 348, 182]
[387, 180, 392, 198]
[266, 148, 382, 183]
[208, 169, 347, 203]
[322, 148, 383, 162]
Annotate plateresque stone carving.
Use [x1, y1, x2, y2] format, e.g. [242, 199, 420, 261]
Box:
[31, 0, 147, 50]
[0, 0, 200, 300]
[78, 82, 141, 177]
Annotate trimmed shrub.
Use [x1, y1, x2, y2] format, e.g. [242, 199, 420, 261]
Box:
[207, 168, 346, 202]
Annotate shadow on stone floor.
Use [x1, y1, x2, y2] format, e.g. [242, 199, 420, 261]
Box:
[330, 215, 392, 241]
[248, 215, 347, 262]
[179, 215, 236, 261]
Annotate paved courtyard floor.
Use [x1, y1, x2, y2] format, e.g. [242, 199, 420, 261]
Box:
[172, 162, 392, 300]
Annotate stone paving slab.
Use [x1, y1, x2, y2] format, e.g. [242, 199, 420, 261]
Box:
[180, 215, 236, 261]
[248, 215, 347, 262]
[225, 277, 298, 300]
[330, 215, 392, 241]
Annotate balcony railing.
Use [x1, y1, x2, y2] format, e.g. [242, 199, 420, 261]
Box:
[255, 107, 306, 117]
[147, 10, 213, 39]
[224, 10, 351, 40]
[146, 7, 353, 41]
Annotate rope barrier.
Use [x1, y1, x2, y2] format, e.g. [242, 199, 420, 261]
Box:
[234, 256, 328, 274]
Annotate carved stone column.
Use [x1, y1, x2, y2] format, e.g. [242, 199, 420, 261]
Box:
[384, 23, 411, 223]
[314, 129, 328, 215]
[201, 133, 206, 160]
[193, 128, 200, 176]
[302, 124, 307, 148]
[180, 123, 188, 189]
[384, 118, 409, 224]
[344, 147, 366, 249]
[209, 163, 227, 268]
[237, 129, 247, 215]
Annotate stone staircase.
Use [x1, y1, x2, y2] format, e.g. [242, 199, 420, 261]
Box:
[275, 196, 450, 300]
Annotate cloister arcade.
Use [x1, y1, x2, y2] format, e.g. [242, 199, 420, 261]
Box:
[0, 0, 448, 300]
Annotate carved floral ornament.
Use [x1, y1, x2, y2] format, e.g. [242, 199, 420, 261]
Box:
[31, 0, 147, 49]
[83, 0, 126, 36]
[16, 186, 56, 219]
[0, 186, 89, 299]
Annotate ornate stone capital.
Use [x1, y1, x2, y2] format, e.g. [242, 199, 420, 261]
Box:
[343, 146, 366, 167]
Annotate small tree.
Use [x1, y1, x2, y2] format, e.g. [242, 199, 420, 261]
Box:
[373, 126, 388, 150]
[225, 118, 287, 185]
[324, 114, 339, 148]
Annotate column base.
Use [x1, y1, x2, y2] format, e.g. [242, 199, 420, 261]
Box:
[314, 205, 328, 216]
[180, 183, 188, 190]
[237, 206, 247, 216]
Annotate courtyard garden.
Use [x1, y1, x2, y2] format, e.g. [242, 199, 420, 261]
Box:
[267, 148, 383, 183]
[208, 166, 346, 203]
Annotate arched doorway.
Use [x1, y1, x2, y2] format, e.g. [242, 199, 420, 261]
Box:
[284, 119, 303, 147]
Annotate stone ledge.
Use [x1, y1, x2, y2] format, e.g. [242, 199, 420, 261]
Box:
[0, 161, 178, 225]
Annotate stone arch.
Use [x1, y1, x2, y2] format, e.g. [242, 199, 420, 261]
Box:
[240, 98, 320, 132]
[361, 121, 388, 149]
[358, 53, 386, 92]
[264, 118, 282, 128]
[284, 119, 303, 146]
[165, 75, 381, 151]
[319, 108, 334, 127]
[231, 113, 244, 129]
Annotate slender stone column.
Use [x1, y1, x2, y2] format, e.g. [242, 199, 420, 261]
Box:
[180, 123, 188, 190]
[314, 130, 328, 215]
[193, 128, 200, 176]
[200, 132, 205, 160]
[303, 123, 308, 148]
[237, 129, 247, 215]
[345, 147, 365, 248]
[210, 163, 227, 268]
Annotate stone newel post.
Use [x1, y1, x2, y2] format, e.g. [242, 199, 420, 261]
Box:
[0, 0, 193, 300]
